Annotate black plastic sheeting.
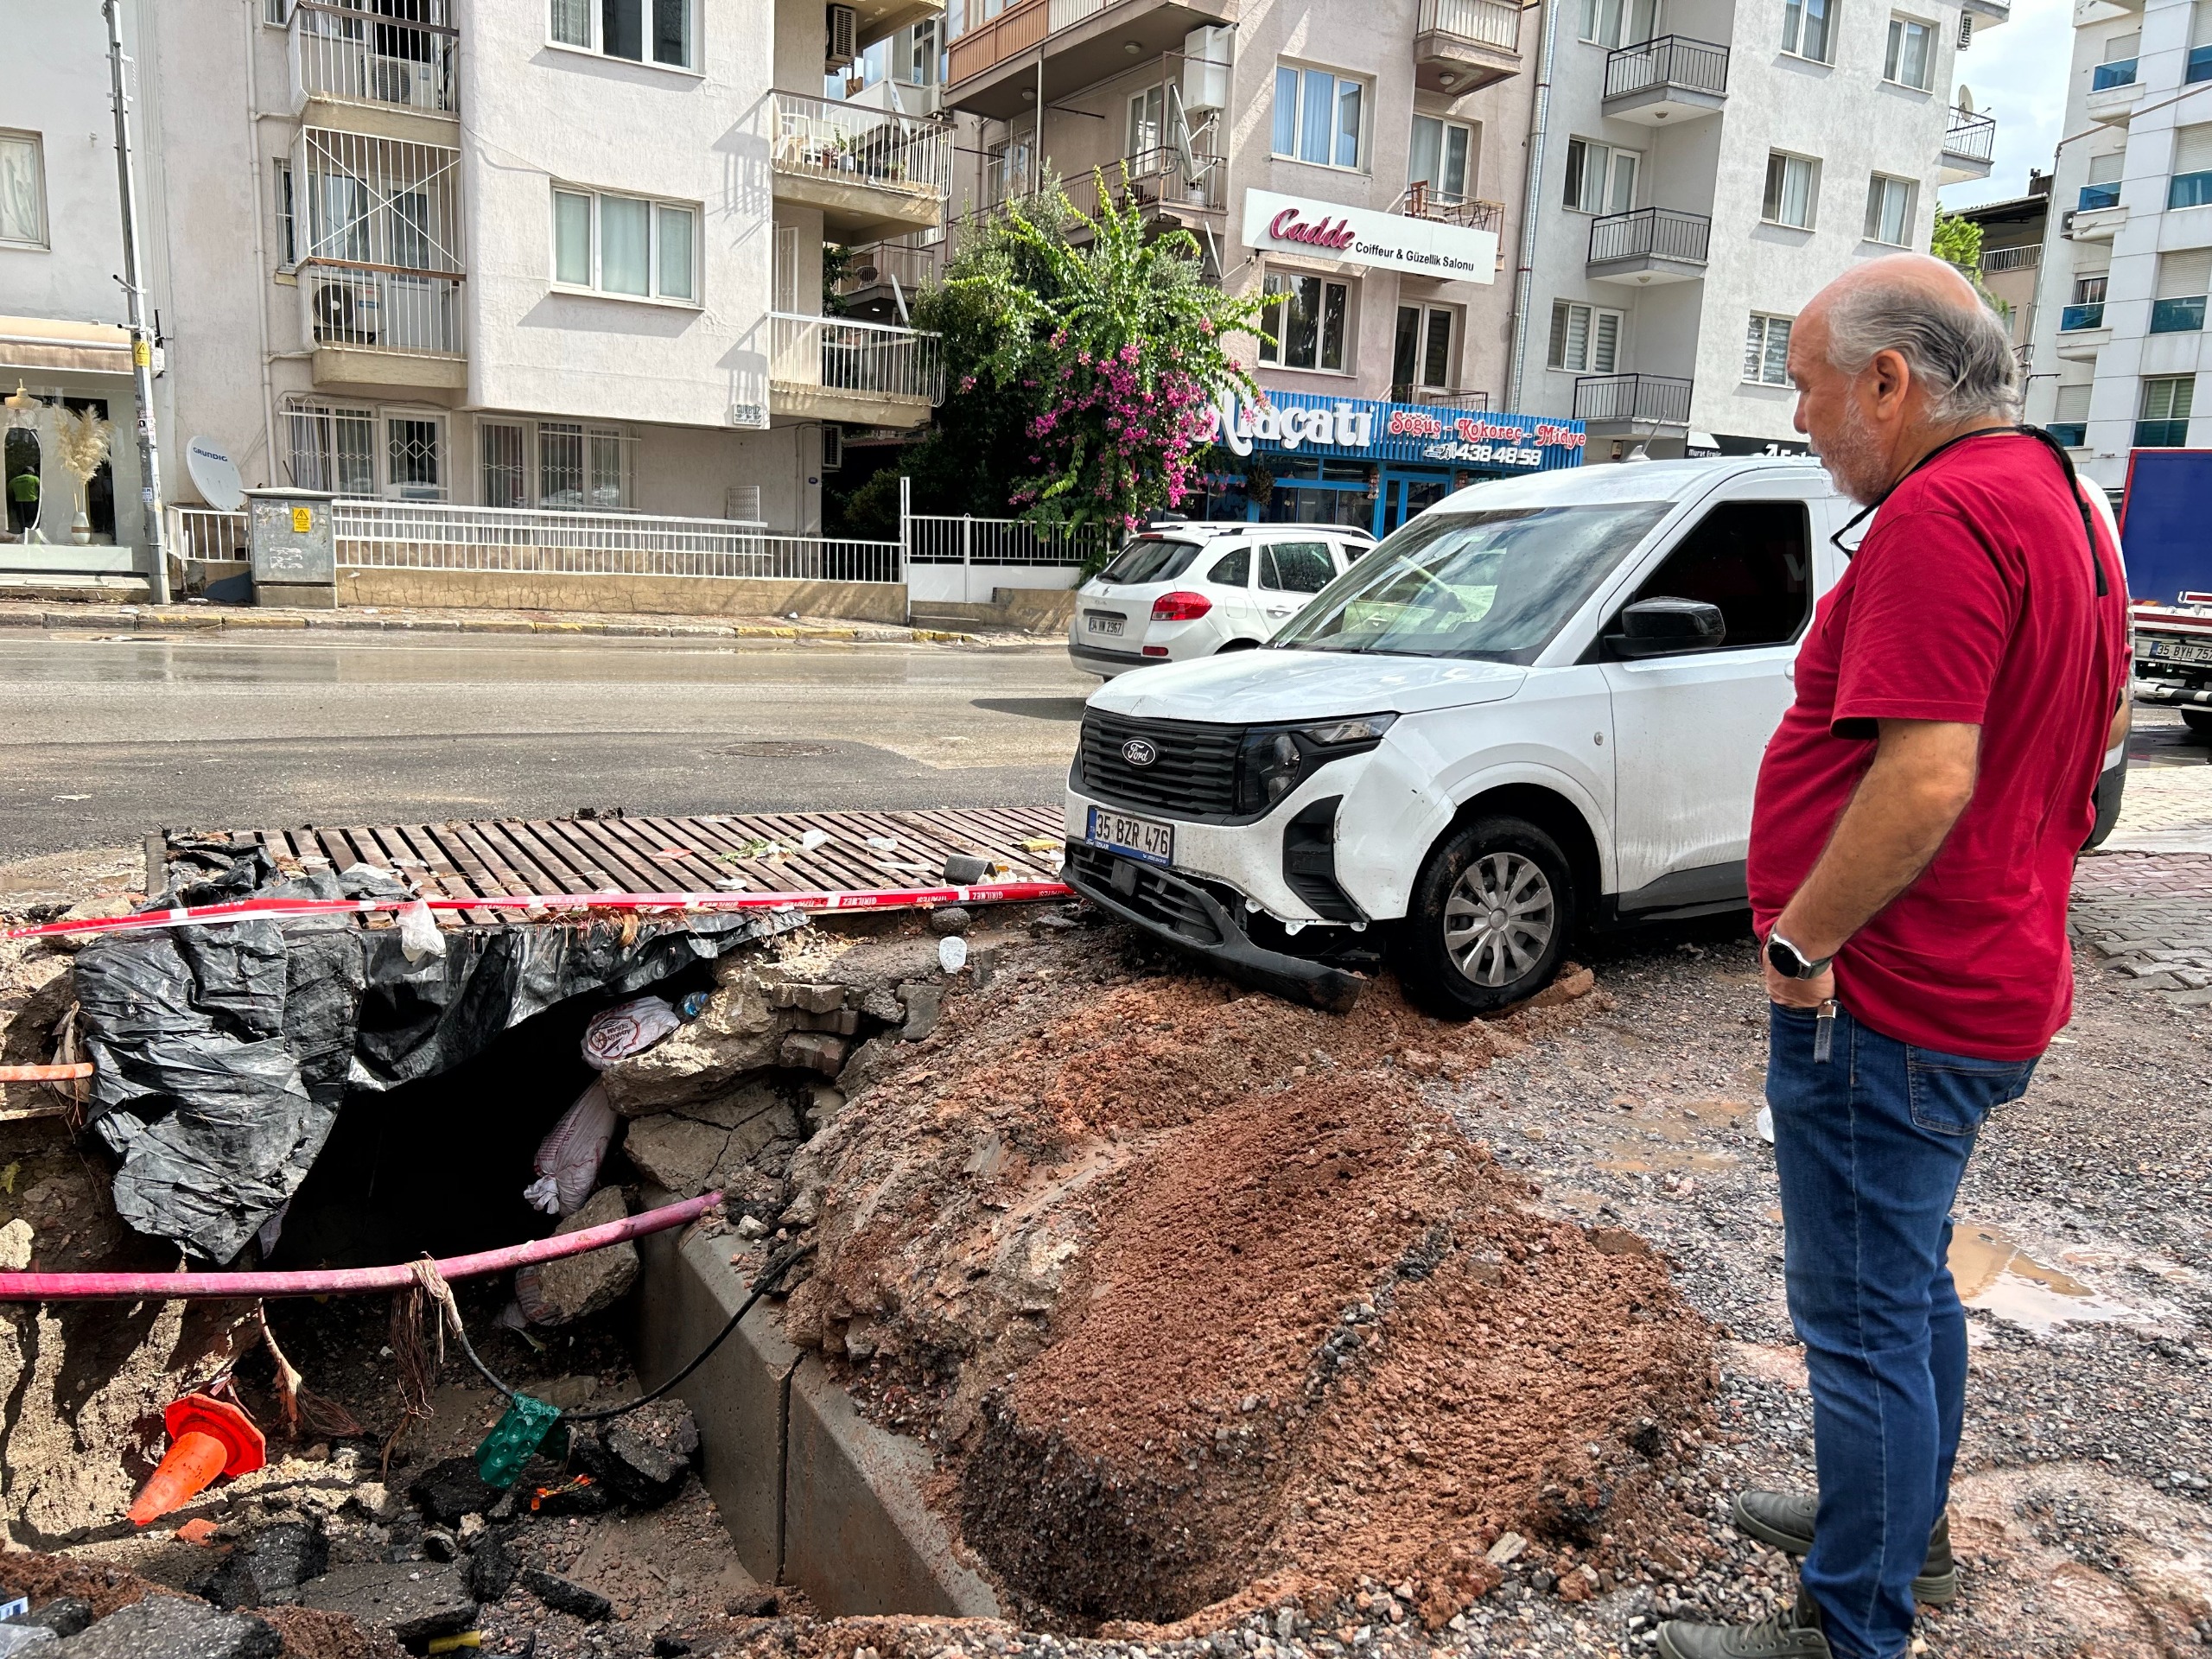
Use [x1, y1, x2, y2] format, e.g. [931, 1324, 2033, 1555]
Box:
[71, 841, 801, 1264]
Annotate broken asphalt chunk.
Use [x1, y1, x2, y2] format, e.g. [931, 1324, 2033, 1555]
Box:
[53, 1596, 283, 1659]
[299, 1563, 476, 1644]
[521, 1569, 613, 1622]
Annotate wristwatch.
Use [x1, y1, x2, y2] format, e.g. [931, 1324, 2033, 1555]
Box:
[1765, 931, 1834, 980]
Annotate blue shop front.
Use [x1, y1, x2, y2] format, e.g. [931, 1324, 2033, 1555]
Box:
[1196, 390, 1586, 538]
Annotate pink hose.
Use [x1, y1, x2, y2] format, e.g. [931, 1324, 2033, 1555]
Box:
[0, 1191, 721, 1301]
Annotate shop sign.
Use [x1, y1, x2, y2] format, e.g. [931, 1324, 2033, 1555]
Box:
[1243, 189, 1499, 283]
[1203, 388, 1585, 474]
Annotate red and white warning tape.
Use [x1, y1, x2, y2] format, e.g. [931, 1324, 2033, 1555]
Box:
[6, 880, 1075, 942]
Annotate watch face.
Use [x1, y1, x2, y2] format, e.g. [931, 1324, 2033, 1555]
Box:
[1767, 938, 1806, 977]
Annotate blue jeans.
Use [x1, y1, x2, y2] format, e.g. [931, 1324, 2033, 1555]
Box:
[1766, 1001, 2037, 1659]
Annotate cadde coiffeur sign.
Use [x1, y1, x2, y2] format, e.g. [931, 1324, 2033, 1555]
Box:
[1241, 188, 1500, 283]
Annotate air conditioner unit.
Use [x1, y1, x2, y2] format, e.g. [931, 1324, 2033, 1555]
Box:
[310, 277, 378, 345]
[1182, 25, 1232, 113]
[821, 425, 843, 470]
[826, 4, 858, 69]
[370, 54, 442, 108]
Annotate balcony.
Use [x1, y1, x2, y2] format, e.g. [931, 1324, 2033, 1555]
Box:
[1586, 207, 1710, 285]
[2136, 419, 2192, 447]
[1940, 107, 1996, 184]
[295, 128, 464, 387]
[833, 236, 945, 323]
[2092, 57, 2138, 90]
[2056, 300, 2109, 359]
[287, 0, 457, 144]
[2060, 301, 2106, 332]
[841, 0, 950, 54]
[1413, 0, 1525, 95]
[963, 144, 1227, 245]
[770, 92, 950, 243]
[1601, 35, 1729, 125]
[1573, 372, 1694, 429]
[944, 0, 1235, 120]
[2191, 42, 2212, 83]
[2048, 421, 2087, 448]
[1392, 385, 1491, 408]
[2152, 296, 2207, 334]
[769, 313, 944, 429]
[2088, 58, 2145, 124]
[2171, 169, 2212, 209]
[1398, 183, 1507, 234]
[1980, 244, 2040, 274]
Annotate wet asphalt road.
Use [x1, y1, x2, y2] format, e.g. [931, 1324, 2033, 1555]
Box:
[0, 631, 1097, 860]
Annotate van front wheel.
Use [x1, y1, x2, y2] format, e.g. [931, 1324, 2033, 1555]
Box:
[1396, 816, 1577, 1019]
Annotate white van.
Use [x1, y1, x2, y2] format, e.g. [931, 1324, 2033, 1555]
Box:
[1061, 458, 2126, 1015]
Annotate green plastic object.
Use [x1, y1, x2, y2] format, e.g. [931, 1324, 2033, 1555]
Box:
[475, 1394, 564, 1489]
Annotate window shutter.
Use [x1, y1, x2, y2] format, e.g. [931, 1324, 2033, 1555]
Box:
[2055, 384, 2092, 423]
[1764, 315, 1793, 383]
[2158, 249, 2212, 299]
[2087, 151, 2125, 184]
[1566, 304, 1592, 372]
[1592, 309, 1620, 374]
[1745, 315, 1766, 380]
[2196, 0, 2212, 48]
[2104, 31, 2140, 60]
[1548, 302, 1570, 369]
[2177, 124, 2212, 175]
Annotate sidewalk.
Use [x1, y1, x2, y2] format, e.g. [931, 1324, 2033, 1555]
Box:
[2075, 760, 2212, 1007]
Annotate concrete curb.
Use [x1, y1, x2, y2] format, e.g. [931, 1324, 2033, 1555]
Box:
[0, 606, 983, 647]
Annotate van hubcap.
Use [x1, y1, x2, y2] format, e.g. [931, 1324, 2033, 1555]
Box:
[1442, 853, 1555, 988]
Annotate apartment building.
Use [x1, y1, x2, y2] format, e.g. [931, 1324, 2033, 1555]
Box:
[1522, 0, 2005, 457]
[1956, 173, 2048, 365]
[3, 0, 951, 574]
[2025, 0, 2212, 490]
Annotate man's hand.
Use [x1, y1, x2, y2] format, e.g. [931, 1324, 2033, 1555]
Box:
[1764, 953, 1836, 1008]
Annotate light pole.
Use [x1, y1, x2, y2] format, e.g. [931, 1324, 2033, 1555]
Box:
[103, 0, 169, 604]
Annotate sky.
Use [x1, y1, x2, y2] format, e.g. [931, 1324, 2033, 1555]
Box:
[1939, 0, 2075, 210]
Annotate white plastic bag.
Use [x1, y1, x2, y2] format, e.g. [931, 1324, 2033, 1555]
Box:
[582, 995, 683, 1071]
[524, 1078, 618, 1217]
[397, 899, 446, 963]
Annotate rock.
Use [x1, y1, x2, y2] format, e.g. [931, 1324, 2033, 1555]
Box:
[928, 906, 972, 937]
[806, 1083, 845, 1128]
[674, 1082, 787, 1133]
[779, 1032, 849, 1076]
[858, 987, 902, 1023]
[712, 1102, 801, 1177]
[42, 896, 137, 956]
[53, 1596, 282, 1658]
[1587, 1227, 1652, 1258]
[623, 1115, 731, 1196]
[298, 1564, 475, 1644]
[834, 1036, 900, 1094]
[600, 967, 790, 1115]
[465, 1528, 517, 1603]
[409, 1458, 499, 1529]
[189, 1519, 328, 1608]
[571, 1401, 699, 1507]
[1485, 1531, 1528, 1566]
[971, 944, 1002, 989]
[899, 982, 944, 1041]
[521, 1569, 613, 1622]
[10, 1601, 92, 1639]
[766, 982, 845, 1015]
[0, 1220, 31, 1272]
[0, 1629, 51, 1656]
[797, 1007, 861, 1036]
[802, 936, 944, 1005]
[514, 1188, 639, 1325]
[1529, 964, 1597, 1007]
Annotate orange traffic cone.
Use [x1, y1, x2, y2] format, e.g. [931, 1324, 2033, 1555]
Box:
[128, 1395, 266, 1527]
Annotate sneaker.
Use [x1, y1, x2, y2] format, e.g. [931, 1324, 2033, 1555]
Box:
[1656, 1595, 1832, 1659]
[1732, 1490, 1958, 1605]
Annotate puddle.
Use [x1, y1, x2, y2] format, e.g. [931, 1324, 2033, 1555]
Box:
[1948, 1223, 2139, 1332]
[1591, 1096, 1754, 1173]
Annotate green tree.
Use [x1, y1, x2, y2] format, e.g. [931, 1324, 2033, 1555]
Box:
[1929, 210, 1983, 273]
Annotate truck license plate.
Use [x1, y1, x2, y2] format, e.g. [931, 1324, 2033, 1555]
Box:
[2147, 638, 2212, 665]
[1087, 806, 1173, 868]
[1084, 611, 1125, 637]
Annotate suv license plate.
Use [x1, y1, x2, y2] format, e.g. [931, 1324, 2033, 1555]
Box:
[1084, 611, 1125, 637]
[2148, 638, 2212, 665]
[1088, 806, 1173, 868]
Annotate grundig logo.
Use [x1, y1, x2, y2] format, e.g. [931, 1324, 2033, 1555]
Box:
[1122, 739, 1159, 767]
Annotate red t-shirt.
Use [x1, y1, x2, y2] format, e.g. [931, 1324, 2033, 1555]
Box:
[1748, 433, 2130, 1060]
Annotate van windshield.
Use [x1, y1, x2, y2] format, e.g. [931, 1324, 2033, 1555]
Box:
[1270, 503, 1673, 663]
[1099, 538, 1202, 585]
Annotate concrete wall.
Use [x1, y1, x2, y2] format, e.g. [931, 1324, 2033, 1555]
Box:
[906, 562, 1082, 603]
[335, 566, 911, 620]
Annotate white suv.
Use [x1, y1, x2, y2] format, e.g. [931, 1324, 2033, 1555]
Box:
[1063, 458, 2126, 1017]
[1066, 523, 1376, 677]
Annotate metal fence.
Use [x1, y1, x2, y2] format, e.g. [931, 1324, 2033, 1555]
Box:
[1588, 207, 1712, 266]
[836, 237, 944, 301]
[1604, 35, 1729, 99]
[770, 312, 945, 404]
[298, 259, 464, 357]
[1415, 0, 1524, 48]
[1980, 244, 2040, 273]
[332, 499, 903, 584]
[1943, 106, 1997, 165]
[167, 506, 251, 563]
[289, 0, 457, 116]
[1573, 373, 1694, 426]
[1396, 183, 1507, 233]
[905, 512, 1116, 568]
[769, 91, 952, 201]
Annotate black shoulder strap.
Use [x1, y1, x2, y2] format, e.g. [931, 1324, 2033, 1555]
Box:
[2015, 425, 2110, 598]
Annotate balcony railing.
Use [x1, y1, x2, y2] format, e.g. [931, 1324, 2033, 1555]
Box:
[770, 312, 945, 404]
[2151, 296, 2207, 334]
[948, 0, 1049, 84]
[1943, 106, 1997, 165]
[1587, 207, 1711, 266]
[771, 92, 953, 201]
[299, 259, 464, 357]
[2091, 57, 2139, 91]
[2048, 422, 2087, 448]
[1397, 182, 1507, 232]
[2191, 42, 2212, 83]
[1573, 373, 1693, 425]
[1415, 0, 1523, 49]
[2059, 301, 2107, 332]
[1980, 244, 2040, 273]
[1391, 385, 1492, 409]
[2079, 181, 2122, 212]
[289, 0, 457, 117]
[836, 237, 944, 299]
[2136, 419, 2192, 448]
[2171, 169, 2212, 208]
[1603, 35, 1730, 100]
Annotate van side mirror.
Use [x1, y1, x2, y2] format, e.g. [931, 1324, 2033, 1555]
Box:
[1607, 596, 1726, 658]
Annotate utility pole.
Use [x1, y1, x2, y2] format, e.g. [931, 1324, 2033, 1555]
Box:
[103, 0, 168, 604]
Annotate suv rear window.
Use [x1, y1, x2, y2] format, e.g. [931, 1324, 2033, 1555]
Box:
[1100, 538, 1202, 585]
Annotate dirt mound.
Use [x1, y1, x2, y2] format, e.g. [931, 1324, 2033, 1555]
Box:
[781, 938, 1710, 1630]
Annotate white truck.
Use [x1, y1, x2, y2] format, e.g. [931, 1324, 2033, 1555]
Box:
[1061, 457, 2128, 1015]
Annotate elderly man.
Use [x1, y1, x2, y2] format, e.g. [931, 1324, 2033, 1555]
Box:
[1657, 257, 2130, 1659]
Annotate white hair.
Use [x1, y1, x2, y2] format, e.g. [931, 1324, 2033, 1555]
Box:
[1824, 276, 2021, 423]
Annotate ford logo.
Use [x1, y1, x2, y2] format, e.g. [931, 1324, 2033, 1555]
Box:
[1122, 739, 1158, 766]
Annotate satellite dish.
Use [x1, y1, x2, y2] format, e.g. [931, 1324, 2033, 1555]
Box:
[186, 436, 244, 512]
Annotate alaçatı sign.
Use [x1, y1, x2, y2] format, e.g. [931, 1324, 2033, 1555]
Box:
[1241, 189, 1500, 283]
[1204, 388, 1586, 474]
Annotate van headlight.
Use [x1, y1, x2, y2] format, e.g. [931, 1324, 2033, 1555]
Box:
[1234, 713, 1397, 813]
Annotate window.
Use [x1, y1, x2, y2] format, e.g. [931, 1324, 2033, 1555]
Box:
[539, 421, 631, 509]
[550, 186, 697, 302]
[1128, 86, 1163, 159]
[2072, 272, 2107, 305]
[1548, 300, 1623, 373]
[1393, 305, 1458, 396]
[2137, 375, 2196, 447]
[1579, 0, 1656, 46]
[1884, 16, 1935, 88]
[1206, 547, 1250, 586]
[386, 416, 445, 499]
[274, 159, 297, 267]
[286, 404, 377, 495]
[1763, 153, 1817, 228]
[1620, 502, 1813, 652]
[550, 0, 693, 69]
[0, 132, 47, 248]
[2191, 2, 2212, 83]
[1743, 314, 1795, 385]
[1262, 542, 1338, 595]
[1410, 115, 1474, 204]
[1564, 138, 1638, 213]
[1260, 272, 1351, 372]
[1782, 0, 1834, 60]
[481, 422, 525, 509]
[2152, 248, 2212, 333]
[1273, 64, 1367, 170]
[2172, 124, 2212, 208]
[1864, 174, 1914, 245]
[2050, 382, 2091, 448]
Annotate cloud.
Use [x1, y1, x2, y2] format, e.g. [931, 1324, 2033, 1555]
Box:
[1939, 0, 2072, 208]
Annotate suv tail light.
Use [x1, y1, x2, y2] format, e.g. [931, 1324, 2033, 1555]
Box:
[1151, 590, 1212, 621]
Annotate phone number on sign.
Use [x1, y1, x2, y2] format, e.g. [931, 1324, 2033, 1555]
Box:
[1421, 440, 1544, 468]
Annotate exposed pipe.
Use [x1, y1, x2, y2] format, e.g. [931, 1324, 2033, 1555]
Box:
[0, 1191, 721, 1302]
[242, 0, 280, 487]
[104, 0, 170, 603]
[1508, 0, 1561, 416]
